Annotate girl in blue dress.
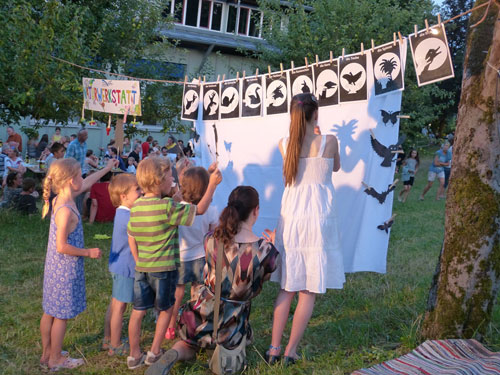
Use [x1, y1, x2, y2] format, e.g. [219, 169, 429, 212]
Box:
[39, 157, 117, 371]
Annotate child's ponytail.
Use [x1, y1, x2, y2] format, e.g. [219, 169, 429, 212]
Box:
[213, 186, 259, 245]
[41, 174, 53, 219]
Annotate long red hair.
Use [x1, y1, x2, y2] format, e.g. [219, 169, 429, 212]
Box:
[283, 93, 318, 186]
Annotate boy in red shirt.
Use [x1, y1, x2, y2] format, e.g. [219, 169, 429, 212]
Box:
[89, 171, 116, 223]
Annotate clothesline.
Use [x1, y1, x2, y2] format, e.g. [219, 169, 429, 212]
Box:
[48, 1, 492, 85]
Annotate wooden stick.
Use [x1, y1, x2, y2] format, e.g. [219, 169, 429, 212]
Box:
[387, 213, 397, 223]
[280, 63, 284, 75]
[389, 179, 399, 189]
[391, 150, 405, 154]
[268, 65, 272, 77]
[315, 55, 319, 65]
[397, 115, 411, 119]
[425, 19, 429, 32]
[371, 39, 375, 52]
[305, 57, 309, 68]
[203, 75, 206, 83]
[342, 48, 345, 59]
[329, 51, 333, 63]
[414, 24, 418, 36]
[361, 43, 364, 55]
[393, 32, 396, 46]
[437, 13, 441, 26]
[398, 31, 403, 44]
[255, 68, 259, 76]
[369, 129, 376, 139]
[361, 181, 370, 189]
[184, 75, 188, 83]
[217, 74, 220, 82]
[242, 71, 246, 80]
[222, 74, 225, 81]
[236, 71, 239, 79]
[291, 61, 295, 73]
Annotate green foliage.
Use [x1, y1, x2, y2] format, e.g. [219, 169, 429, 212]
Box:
[0, 0, 184, 132]
[255, 0, 458, 142]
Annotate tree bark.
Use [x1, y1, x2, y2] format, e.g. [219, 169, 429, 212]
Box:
[421, 0, 500, 339]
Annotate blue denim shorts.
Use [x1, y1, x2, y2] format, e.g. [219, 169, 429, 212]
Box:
[111, 272, 135, 303]
[178, 257, 206, 285]
[133, 270, 178, 311]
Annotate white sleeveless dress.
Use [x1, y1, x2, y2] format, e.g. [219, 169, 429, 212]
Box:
[272, 135, 345, 293]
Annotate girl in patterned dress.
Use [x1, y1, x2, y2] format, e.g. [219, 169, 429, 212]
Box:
[146, 186, 279, 375]
[39, 157, 118, 371]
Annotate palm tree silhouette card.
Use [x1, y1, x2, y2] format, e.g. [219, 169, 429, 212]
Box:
[372, 41, 405, 96]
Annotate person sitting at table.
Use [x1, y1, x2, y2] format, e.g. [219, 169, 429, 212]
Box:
[16, 177, 39, 215]
[51, 127, 62, 144]
[110, 147, 126, 171]
[27, 135, 39, 160]
[89, 171, 116, 223]
[3, 148, 25, 188]
[36, 134, 49, 159]
[84, 149, 99, 177]
[0, 172, 22, 209]
[44, 142, 66, 170]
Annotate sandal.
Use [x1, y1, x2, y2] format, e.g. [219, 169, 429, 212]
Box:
[40, 351, 69, 369]
[264, 345, 281, 365]
[49, 357, 84, 372]
[108, 342, 130, 356]
[145, 349, 179, 375]
[127, 353, 146, 370]
[283, 354, 303, 367]
[102, 338, 111, 351]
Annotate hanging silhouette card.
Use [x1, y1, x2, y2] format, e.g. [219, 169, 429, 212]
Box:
[290, 66, 314, 97]
[409, 23, 454, 86]
[242, 76, 263, 117]
[339, 53, 368, 103]
[313, 60, 339, 107]
[202, 83, 220, 121]
[181, 83, 200, 121]
[220, 80, 240, 120]
[265, 72, 289, 115]
[372, 41, 404, 96]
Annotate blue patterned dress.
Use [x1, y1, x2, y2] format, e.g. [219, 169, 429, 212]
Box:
[42, 203, 86, 319]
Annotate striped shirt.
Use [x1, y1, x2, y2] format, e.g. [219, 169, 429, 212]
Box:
[127, 197, 196, 272]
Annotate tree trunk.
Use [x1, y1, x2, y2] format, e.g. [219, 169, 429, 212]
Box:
[421, 0, 500, 339]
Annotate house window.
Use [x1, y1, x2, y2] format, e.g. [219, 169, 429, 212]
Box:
[199, 0, 211, 28]
[185, 0, 199, 26]
[248, 9, 261, 37]
[226, 5, 237, 33]
[238, 7, 249, 35]
[211, 2, 222, 30]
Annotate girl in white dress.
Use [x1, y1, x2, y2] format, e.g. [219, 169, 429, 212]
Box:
[267, 93, 345, 364]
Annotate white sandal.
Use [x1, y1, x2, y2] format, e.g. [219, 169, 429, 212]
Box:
[49, 357, 84, 372]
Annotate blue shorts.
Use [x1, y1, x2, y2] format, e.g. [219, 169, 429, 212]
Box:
[178, 258, 205, 285]
[133, 270, 178, 311]
[111, 272, 135, 303]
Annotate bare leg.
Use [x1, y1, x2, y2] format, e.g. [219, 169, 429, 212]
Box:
[48, 318, 68, 367]
[40, 313, 54, 364]
[150, 308, 173, 355]
[436, 178, 445, 200]
[168, 285, 186, 330]
[110, 298, 128, 348]
[284, 291, 316, 358]
[129, 309, 146, 359]
[103, 300, 112, 345]
[402, 186, 411, 202]
[270, 289, 296, 356]
[421, 181, 433, 198]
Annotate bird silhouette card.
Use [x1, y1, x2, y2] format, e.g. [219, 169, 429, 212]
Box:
[202, 82, 220, 121]
[220, 80, 240, 120]
[313, 60, 339, 107]
[242, 76, 263, 117]
[339, 53, 368, 103]
[409, 23, 454, 86]
[181, 83, 200, 121]
[370, 129, 406, 167]
[290, 66, 315, 97]
[265, 72, 289, 115]
[372, 41, 404, 96]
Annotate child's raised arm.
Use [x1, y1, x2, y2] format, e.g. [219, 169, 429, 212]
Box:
[196, 167, 222, 215]
[79, 158, 118, 193]
[55, 207, 101, 258]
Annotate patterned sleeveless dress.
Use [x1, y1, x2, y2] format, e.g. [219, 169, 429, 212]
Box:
[42, 202, 86, 319]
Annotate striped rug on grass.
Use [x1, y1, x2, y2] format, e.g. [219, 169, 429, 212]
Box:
[352, 339, 500, 374]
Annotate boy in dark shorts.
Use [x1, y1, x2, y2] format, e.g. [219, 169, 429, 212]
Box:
[126, 157, 221, 369]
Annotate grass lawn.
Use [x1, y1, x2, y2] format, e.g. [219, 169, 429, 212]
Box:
[1, 152, 499, 374]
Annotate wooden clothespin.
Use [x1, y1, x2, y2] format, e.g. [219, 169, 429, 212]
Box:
[268, 65, 272, 77]
[398, 31, 403, 45]
[371, 39, 375, 53]
[222, 74, 225, 81]
[414, 24, 418, 36]
[315, 55, 319, 65]
[389, 179, 399, 189]
[329, 51, 333, 63]
[291, 61, 295, 73]
[437, 13, 442, 26]
[242, 71, 246, 80]
[255, 68, 259, 76]
[184, 75, 188, 84]
[236, 71, 240, 79]
[305, 57, 309, 68]
[280, 63, 284, 75]
[361, 43, 364, 55]
[217, 75, 220, 82]
[342, 48, 345, 59]
[393, 32, 396, 46]
[361, 181, 370, 189]
[203, 76, 206, 83]
[425, 19, 429, 32]
[198, 76, 201, 83]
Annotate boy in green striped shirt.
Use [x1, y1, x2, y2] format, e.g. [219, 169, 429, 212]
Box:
[126, 157, 222, 369]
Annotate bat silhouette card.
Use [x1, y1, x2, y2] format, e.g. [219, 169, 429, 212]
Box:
[220, 80, 240, 120]
[372, 41, 404, 96]
[181, 83, 200, 121]
[362, 180, 398, 204]
[202, 82, 220, 121]
[290, 65, 315, 97]
[265, 72, 289, 115]
[313, 60, 339, 107]
[409, 23, 454, 86]
[242, 76, 263, 117]
[339, 53, 368, 103]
